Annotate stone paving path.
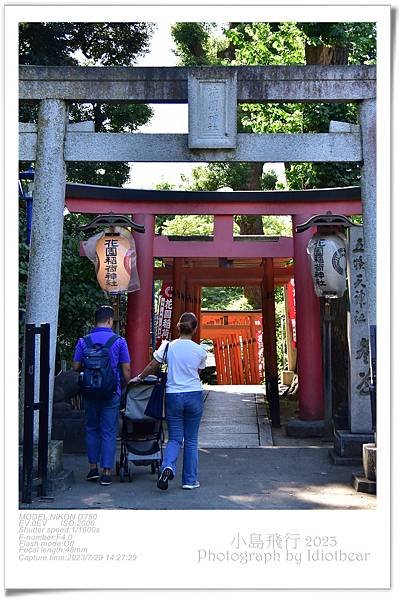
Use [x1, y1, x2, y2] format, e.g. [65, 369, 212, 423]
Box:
[199, 385, 273, 448]
[22, 386, 376, 510]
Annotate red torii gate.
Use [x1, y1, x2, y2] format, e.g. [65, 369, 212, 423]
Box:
[201, 311, 263, 385]
[65, 183, 361, 426]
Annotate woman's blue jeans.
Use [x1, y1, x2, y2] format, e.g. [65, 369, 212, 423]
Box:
[162, 391, 203, 485]
[84, 393, 120, 469]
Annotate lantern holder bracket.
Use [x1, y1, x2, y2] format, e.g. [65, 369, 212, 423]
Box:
[296, 211, 361, 233]
[79, 212, 145, 233]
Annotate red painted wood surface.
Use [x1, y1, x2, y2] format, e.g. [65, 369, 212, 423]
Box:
[126, 214, 155, 373]
[66, 197, 361, 217]
[293, 214, 324, 419]
[201, 311, 263, 385]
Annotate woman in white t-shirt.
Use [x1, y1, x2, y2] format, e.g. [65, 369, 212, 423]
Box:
[134, 312, 207, 491]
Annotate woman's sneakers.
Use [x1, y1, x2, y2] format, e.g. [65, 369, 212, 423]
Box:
[100, 473, 112, 485]
[87, 467, 113, 485]
[182, 482, 200, 489]
[86, 468, 100, 481]
[157, 467, 174, 490]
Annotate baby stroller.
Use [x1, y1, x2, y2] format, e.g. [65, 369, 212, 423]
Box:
[116, 376, 165, 482]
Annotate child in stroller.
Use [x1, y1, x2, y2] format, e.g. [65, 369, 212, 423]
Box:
[116, 376, 164, 482]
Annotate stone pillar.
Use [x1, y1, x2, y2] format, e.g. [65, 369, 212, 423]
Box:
[347, 227, 373, 433]
[126, 214, 155, 374]
[329, 227, 375, 465]
[261, 259, 280, 427]
[23, 99, 67, 442]
[287, 214, 324, 436]
[358, 99, 376, 327]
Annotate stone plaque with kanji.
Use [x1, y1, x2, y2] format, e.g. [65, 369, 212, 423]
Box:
[188, 72, 237, 149]
[347, 226, 373, 433]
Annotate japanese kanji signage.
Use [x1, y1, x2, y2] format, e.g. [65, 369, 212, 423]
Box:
[307, 232, 347, 298]
[155, 281, 173, 347]
[347, 226, 372, 433]
[82, 226, 140, 294]
[287, 278, 297, 348]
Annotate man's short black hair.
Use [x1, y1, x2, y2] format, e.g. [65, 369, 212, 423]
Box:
[95, 305, 114, 324]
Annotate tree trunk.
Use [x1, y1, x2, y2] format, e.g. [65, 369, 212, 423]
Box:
[305, 44, 349, 65]
[238, 162, 264, 307]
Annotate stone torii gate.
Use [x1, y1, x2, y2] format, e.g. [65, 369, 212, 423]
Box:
[19, 64, 376, 437]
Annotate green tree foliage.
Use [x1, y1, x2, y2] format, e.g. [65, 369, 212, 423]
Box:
[223, 21, 375, 188]
[201, 288, 253, 311]
[169, 21, 375, 374]
[171, 22, 224, 65]
[19, 22, 153, 66]
[172, 21, 375, 192]
[57, 214, 107, 362]
[19, 22, 154, 186]
[19, 22, 154, 366]
[297, 22, 376, 64]
[162, 214, 214, 236]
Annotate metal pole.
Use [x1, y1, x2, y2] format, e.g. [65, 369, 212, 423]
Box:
[369, 325, 377, 434]
[38, 323, 50, 497]
[151, 279, 156, 350]
[22, 324, 36, 504]
[323, 299, 333, 438]
[26, 196, 33, 245]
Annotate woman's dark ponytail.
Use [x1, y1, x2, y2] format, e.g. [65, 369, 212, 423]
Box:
[177, 312, 198, 335]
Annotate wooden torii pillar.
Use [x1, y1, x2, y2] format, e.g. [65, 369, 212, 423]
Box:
[287, 214, 325, 435]
[171, 258, 185, 340]
[126, 213, 155, 374]
[261, 258, 280, 427]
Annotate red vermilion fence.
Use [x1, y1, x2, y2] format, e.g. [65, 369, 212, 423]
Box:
[202, 311, 263, 385]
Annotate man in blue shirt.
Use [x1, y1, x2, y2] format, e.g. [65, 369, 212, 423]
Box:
[73, 305, 131, 485]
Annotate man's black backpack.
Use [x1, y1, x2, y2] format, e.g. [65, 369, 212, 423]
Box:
[78, 334, 119, 401]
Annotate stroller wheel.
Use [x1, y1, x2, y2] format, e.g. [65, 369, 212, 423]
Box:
[151, 462, 156, 474]
[128, 464, 134, 482]
[115, 461, 120, 476]
[119, 467, 125, 482]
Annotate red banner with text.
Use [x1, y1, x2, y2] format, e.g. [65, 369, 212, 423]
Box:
[155, 281, 173, 348]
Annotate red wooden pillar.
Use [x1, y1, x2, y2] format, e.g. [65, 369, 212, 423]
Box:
[250, 318, 262, 383]
[235, 336, 245, 384]
[221, 336, 230, 384]
[213, 339, 223, 384]
[171, 258, 184, 340]
[242, 337, 251, 385]
[193, 284, 201, 344]
[126, 213, 155, 374]
[184, 278, 191, 313]
[292, 214, 324, 420]
[231, 334, 241, 384]
[261, 258, 280, 427]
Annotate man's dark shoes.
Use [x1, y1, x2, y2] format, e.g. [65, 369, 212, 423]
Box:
[86, 468, 100, 481]
[100, 473, 112, 486]
[157, 467, 174, 490]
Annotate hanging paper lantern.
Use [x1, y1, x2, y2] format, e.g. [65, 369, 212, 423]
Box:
[82, 227, 140, 293]
[307, 233, 347, 298]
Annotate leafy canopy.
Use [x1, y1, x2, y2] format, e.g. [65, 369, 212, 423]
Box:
[19, 22, 155, 364]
